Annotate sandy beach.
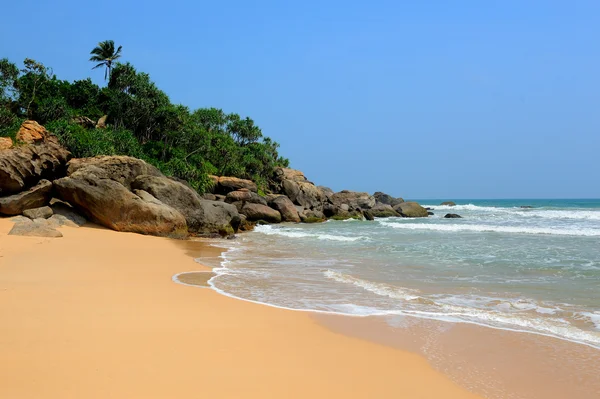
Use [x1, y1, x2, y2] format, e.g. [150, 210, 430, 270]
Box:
[0, 218, 482, 399]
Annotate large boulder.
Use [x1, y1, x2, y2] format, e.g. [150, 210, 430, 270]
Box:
[369, 203, 400, 218]
[268, 195, 300, 222]
[331, 190, 376, 210]
[0, 179, 53, 215]
[54, 167, 187, 238]
[374, 191, 404, 207]
[131, 174, 240, 236]
[0, 137, 13, 150]
[393, 201, 429, 218]
[225, 189, 267, 206]
[299, 209, 326, 223]
[16, 120, 48, 143]
[0, 128, 70, 195]
[241, 203, 281, 223]
[67, 156, 162, 189]
[213, 176, 257, 194]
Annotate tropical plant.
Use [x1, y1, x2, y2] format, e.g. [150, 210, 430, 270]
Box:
[89, 40, 123, 80]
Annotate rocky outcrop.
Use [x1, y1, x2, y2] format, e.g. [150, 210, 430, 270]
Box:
[23, 206, 53, 220]
[131, 174, 240, 236]
[374, 192, 404, 207]
[225, 189, 267, 206]
[441, 201, 456, 206]
[54, 166, 187, 238]
[0, 126, 70, 196]
[299, 209, 326, 223]
[0, 179, 53, 215]
[67, 156, 162, 189]
[271, 167, 325, 211]
[241, 203, 282, 223]
[268, 195, 300, 222]
[16, 120, 48, 143]
[0, 137, 13, 150]
[444, 213, 462, 218]
[331, 190, 376, 210]
[393, 201, 429, 218]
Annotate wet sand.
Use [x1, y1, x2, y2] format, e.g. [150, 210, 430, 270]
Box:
[0, 218, 482, 399]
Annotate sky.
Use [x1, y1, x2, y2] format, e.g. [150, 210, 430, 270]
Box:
[1, 0, 599, 199]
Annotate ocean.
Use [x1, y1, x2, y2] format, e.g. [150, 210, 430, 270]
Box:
[203, 199, 600, 350]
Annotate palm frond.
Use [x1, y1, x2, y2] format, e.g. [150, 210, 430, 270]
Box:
[92, 62, 106, 70]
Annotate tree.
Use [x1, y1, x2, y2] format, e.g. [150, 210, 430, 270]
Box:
[89, 40, 123, 80]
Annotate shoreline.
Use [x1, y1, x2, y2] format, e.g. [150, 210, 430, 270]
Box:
[0, 217, 483, 399]
[190, 234, 600, 399]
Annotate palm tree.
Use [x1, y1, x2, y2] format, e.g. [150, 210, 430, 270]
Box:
[89, 40, 123, 80]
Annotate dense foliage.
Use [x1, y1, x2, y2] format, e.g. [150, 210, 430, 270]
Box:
[0, 55, 289, 192]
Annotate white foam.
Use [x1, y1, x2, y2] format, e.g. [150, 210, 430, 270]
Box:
[378, 220, 600, 236]
[576, 312, 600, 330]
[254, 224, 365, 242]
[422, 204, 600, 221]
[324, 270, 421, 301]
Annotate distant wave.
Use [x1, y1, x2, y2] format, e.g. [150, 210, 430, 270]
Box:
[424, 204, 600, 220]
[254, 224, 366, 242]
[378, 221, 600, 236]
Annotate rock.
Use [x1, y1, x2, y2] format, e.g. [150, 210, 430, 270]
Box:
[268, 195, 301, 222]
[444, 213, 462, 218]
[22, 206, 53, 220]
[54, 167, 187, 238]
[0, 137, 13, 150]
[0, 133, 70, 196]
[270, 167, 325, 211]
[50, 201, 86, 226]
[520, 206, 534, 209]
[16, 120, 47, 143]
[393, 202, 429, 218]
[131, 174, 240, 236]
[225, 189, 267, 206]
[427, 211, 434, 216]
[318, 186, 334, 197]
[299, 209, 326, 223]
[96, 115, 107, 129]
[217, 176, 257, 193]
[214, 194, 226, 202]
[331, 190, 376, 210]
[241, 203, 281, 223]
[441, 201, 456, 206]
[71, 116, 96, 129]
[67, 156, 162, 189]
[8, 217, 62, 238]
[202, 193, 217, 201]
[363, 210, 374, 221]
[373, 192, 404, 207]
[369, 203, 400, 218]
[0, 179, 53, 215]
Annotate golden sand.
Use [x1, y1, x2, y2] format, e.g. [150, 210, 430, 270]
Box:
[0, 217, 482, 398]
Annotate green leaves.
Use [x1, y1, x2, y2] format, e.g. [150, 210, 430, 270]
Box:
[89, 40, 123, 80]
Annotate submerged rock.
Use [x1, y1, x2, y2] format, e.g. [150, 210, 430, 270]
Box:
[441, 201, 456, 206]
[444, 213, 462, 218]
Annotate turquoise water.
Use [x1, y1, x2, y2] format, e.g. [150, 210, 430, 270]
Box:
[207, 199, 600, 349]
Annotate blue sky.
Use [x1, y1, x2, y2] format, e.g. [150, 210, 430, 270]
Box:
[2, 1, 599, 198]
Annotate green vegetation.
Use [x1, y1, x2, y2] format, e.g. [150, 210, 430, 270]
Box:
[0, 43, 289, 192]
